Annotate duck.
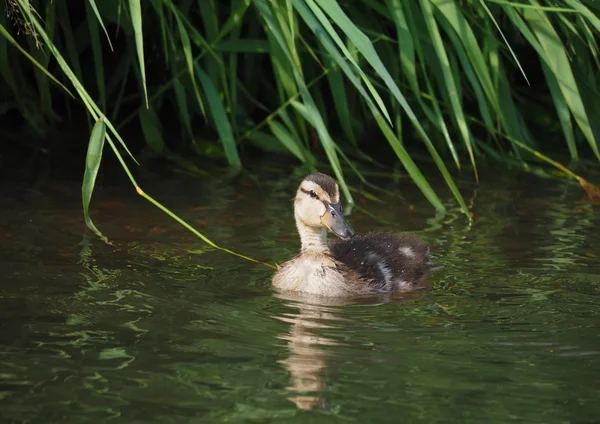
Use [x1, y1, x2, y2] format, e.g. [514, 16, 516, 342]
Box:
[272, 173, 440, 297]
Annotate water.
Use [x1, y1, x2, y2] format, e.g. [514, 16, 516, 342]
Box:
[1, 166, 599, 423]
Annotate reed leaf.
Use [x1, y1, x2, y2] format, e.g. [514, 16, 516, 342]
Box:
[85, 1, 106, 108]
[542, 62, 577, 160]
[269, 119, 309, 163]
[128, 0, 148, 108]
[82, 117, 108, 242]
[3, 0, 600, 225]
[0, 23, 73, 97]
[139, 108, 165, 154]
[254, 0, 351, 202]
[523, 4, 600, 160]
[87, 0, 114, 51]
[419, 0, 477, 181]
[195, 64, 242, 173]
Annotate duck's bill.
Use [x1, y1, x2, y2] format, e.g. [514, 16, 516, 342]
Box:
[321, 203, 355, 240]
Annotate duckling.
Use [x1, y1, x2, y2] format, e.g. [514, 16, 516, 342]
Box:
[272, 173, 440, 297]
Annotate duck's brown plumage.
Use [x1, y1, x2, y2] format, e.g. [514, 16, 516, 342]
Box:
[272, 173, 441, 297]
[330, 232, 439, 292]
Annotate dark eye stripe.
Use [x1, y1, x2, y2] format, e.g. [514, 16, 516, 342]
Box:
[300, 188, 320, 200]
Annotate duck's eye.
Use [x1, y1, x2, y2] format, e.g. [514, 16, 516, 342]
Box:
[330, 210, 336, 217]
[309, 190, 318, 199]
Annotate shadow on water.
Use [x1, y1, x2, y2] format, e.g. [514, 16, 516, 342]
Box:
[1, 165, 600, 423]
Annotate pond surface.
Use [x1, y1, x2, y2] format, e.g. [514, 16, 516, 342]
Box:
[1, 165, 599, 423]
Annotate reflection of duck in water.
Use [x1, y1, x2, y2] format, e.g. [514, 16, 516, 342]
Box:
[275, 291, 427, 410]
[274, 295, 353, 410]
[273, 173, 440, 297]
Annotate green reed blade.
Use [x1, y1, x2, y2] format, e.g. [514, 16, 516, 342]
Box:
[167, 1, 207, 117]
[373, 114, 447, 213]
[481, 0, 529, 85]
[422, 66, 460, 169]
[129, 0, 148, 108]
[269, 119, 308, 163]
[419, 0, 477, 181]
[173, 79, 194, 140]
[195, 64, 242, 173]
[85, 0, 106, 109]
[303, 0, 392, 124]
[278, 109, 310, 157]
[579, 17, 600, 69]
[430, 0, 500, 121]
[565, 0, 600, 33]
[249, 131, 296, 155]
[217, 0, 252, 41]
[150, 0, 170, 64]
[486, 0, 578, 13]
[305, 0, 471, 212]
[14, 0, 138, 165]
[82, 117, 108, 242]
[324, 55, 357, 146]
[139, 108, 165, 154]
[87, 0, 114, 51]
[542, 62, 577, 160]
[385, 0, 417, 92]
[435, 14, 495, 138]
[524, 4, 600, 161]
[198, 0, 221, 92]
[496, 62, 533, 151]
[254, 0, 350, 202]
[291, 0, 468, 214]
[0, 23, 73, 97]
[56, 2, 84, 83]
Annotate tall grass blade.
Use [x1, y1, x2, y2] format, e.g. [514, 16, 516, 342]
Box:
[0, 23, 73, 97]
[292, 0, 469, 214]
[150, 0, 170, 64]
[14, 0, 138, 165]
[324, 56, 356, 146]
[173, 79, 194, 140]
[542, 62, 577, 160]
[82, 117, 108, 242]
[523, 5, 600, 160]
[168, 0, 207, 117]
[254, 0, 351, 202]
[85, 0, 106, 108]
[87, 0, 114, 51]
[195, 65, 242, 173]
[430, 0, 500, 125]
[139, 108, 165, 154]
[129, 0, 149, 108]
[304, 0, 392, 124]
[373, 114, 448, 213]
[481, 0, 530, 85]
[305, 0, 470, 214]
[565, 0, 600, 33]
[269, 119, 309, 163]
[198, 0, 221, 90]
[217, 0, 252, 41]
[419, 0, 477, 181]
[438, 17, 495, 137]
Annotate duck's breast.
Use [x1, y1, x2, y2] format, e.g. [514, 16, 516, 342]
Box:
[272, 253, 352, 296]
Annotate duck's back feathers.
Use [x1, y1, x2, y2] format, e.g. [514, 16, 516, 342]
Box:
[330, 232, 439, 292]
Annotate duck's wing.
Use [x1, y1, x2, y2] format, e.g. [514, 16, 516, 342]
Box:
[330, 232, 440, 291]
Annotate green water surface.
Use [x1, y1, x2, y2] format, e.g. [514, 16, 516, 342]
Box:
[1, 167, 599, 423]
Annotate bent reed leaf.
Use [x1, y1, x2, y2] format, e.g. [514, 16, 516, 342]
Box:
[82, 117, 108, 242]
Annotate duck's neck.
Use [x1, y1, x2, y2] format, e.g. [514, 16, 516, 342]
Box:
[295, 215, 328, 252]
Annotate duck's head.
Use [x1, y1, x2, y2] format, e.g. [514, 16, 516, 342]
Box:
[294, 173, 355, 240]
